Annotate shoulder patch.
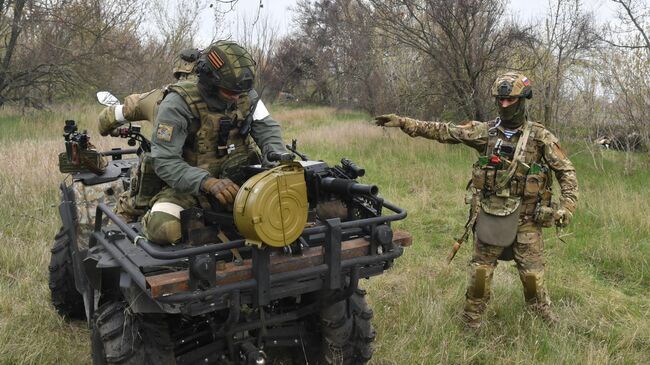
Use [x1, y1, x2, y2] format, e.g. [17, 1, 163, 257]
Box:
[156, 123, 174, 142]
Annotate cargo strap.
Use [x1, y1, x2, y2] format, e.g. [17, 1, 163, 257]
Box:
[217, 231, 244, 264]
[494, 121, 532, 191]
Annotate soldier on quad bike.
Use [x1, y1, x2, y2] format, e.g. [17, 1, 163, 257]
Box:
[139, 40, 287, 245]
[95, 41, 288, 238]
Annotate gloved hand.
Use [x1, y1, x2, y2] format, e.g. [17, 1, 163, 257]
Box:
[374, 114, 404, 128]
[554, 207, 573, 228]
[202, 177, 240, 205]
[98, 105, 127, 136]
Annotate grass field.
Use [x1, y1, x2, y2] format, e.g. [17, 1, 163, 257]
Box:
[0, 104, 649, 364]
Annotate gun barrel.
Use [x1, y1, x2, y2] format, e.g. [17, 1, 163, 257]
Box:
[320, 177, 378, 196]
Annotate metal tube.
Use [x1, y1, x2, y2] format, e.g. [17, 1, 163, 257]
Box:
[94, 233, 148, 291]
[95, 198, 406, 261]
[101, 149, 138, 157]
[155, 248, 402, 304]
[95, 203, 247, 260]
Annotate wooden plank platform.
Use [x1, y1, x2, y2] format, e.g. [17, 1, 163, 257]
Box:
[146, 230, 412, 298]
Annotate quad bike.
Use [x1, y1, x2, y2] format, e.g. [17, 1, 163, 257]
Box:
[49, 94, 411, 364]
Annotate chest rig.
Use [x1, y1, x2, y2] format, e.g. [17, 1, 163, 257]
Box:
[167, 81, 259, 183]
[470, 119, 551, 217]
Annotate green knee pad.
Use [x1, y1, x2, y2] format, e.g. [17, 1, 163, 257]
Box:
[523, 273, 538, 302]
[469, 264, 494, 299]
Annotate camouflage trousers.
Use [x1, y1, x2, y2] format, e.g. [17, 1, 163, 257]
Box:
[141, 187, 213, 245]
[139, 147, 259, 245]
[463, 222, 550, 326]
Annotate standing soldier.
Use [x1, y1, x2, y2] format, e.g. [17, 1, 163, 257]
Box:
[375, 73, 578, 331]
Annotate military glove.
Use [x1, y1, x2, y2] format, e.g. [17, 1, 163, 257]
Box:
[374, 114, 404, 128]
[554, 207, 573, 228]
[98, 105, 127, 136]
[201, 177, 240, 205]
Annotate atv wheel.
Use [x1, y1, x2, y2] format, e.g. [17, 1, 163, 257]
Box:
[308, 288, 376, 365]
[49, 227, 85, 320]
[91, 300, 175, 365]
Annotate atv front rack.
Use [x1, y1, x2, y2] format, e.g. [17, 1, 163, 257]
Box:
[90, 201, 409, 314]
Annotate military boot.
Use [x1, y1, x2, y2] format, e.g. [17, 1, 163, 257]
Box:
[529, 302, 558, 325]
[462, 300, 485, 334]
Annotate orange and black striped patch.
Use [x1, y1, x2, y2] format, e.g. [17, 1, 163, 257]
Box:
[208, 50, 224, 69]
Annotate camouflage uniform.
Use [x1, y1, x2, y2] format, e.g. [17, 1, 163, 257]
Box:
[141, 41, 287, 245]
[376, 73, 578, 329]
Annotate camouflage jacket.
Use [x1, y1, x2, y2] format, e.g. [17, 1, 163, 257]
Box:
[400, 118, 578, 213]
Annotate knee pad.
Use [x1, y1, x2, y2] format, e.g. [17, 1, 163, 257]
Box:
[520, 270, 548, 304]
[468, 264, 494, 299]
[523, 273, 537, 301]
[142, 204, 183, 245]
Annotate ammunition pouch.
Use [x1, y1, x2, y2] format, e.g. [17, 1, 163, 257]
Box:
[58, 150, 107, 175]
[523, 173, 546, 198]
[533, 206, 555, 227]
[132, 153, 165, 209]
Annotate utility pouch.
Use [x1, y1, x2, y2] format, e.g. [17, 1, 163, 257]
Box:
[524, 173, 545, 198]
[471, 166, 487, 190]
[534, 203, 557, 228]
[134, 153, 165, 208]
[484, 168, 497, 191]
[475, 204, 521, 247]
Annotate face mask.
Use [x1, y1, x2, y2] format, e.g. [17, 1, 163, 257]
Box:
[497, 98, 526, 128]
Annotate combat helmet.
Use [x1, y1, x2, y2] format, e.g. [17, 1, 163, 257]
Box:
[492, 72, 532, 127]
[492, 72, 532, 99]
[196, 40, 256, 93]
[173, 48, 201, 80]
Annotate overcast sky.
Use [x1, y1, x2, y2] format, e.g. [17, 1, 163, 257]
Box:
[197, 0, 619, 45]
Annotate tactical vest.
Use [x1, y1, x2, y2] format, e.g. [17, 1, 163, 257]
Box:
[167, 80, 261, 185]
[470, 119, 552, 220]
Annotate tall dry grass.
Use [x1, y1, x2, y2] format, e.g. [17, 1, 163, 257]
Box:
[0, 104, 649, 364]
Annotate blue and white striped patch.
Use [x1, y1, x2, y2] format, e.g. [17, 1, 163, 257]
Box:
[503, 129, 518, 139]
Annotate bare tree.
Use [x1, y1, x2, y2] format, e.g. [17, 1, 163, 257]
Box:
[602, 0, 650, 51]
[523, 0, 596, 130]
[234, 11, 279, 100]
[361, 0, 529, 121]
[594, 0, 650, 155]
[0, 0, 146, 107]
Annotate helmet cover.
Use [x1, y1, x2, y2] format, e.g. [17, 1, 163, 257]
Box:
[197, 41, 256, 93]
[492, 72, 532, 99]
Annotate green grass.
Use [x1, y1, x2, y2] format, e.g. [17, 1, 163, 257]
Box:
[0, 104, 649, 364]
